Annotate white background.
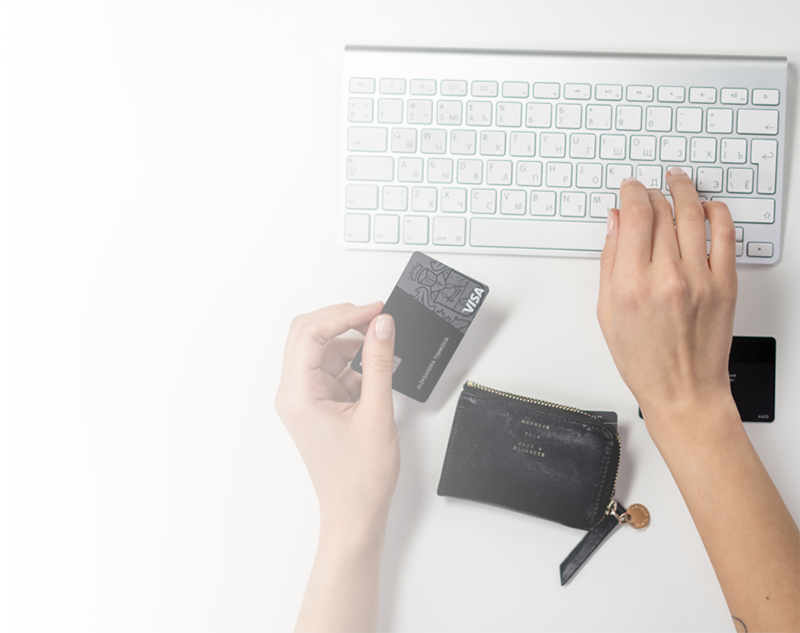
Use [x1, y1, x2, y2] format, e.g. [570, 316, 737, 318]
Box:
[0, 1, 798, 631]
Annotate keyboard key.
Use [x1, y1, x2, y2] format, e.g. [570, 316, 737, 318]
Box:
[556, 104, 582, 129]
[615, 105, 642, 131]
[471, 81, 498, 97]
[433, 216, 466, 245]
[526, 103, 552, 128]
[398, 157, 424, 182]
[564, 83, 591, 100]
[751, 139, 777, 194]
[466, 101, 492, 126]
[410, 79, 436, 95]
[451, 130, 477, 155]
[630, 135, 657, 161]
[379, 78, 406, 94]
[530, 191, 556, 215]
[595, 84, 622, 101]
[706, 108, 733, 134]
[403, 216, 429, 244]
[546, 162, 572, 187]
[657, 86, 685, 102]
[411, 187, 437, 211]
[500, 189, 527, 214]
[646, 106, 673, 132]
[727, 168, 754, 194]
[420, 129, 447, 154]
[391, 128, 417, 153]
[344, 213, 370, 242]
[496, 102, 523, 127]
[407, 99, 433, 124]
[711, 197, 775, 223]
[348, 127, 387, 152]
[606, 164, 633, 189]
[746, 242, 774, 257]
[441, 80, 468, 96]
[697, 167, 724, 192]
[471, 189, 496, 213]
[470, 218, 607, 251]
[502, 82, 529, 98]
[627, 85, 654, 102]
[576, 162, 602, 188]
[347, 156, 393, 181]
[486, 160, 512, 185]
[533, 82, 560, 99]
[382, 186, 408, 211]
[349, 77, 375, 93]
[377, 99, 403, 123]
[540, 133, 566, 158]
[590, 192, 616, 218]
[427, 158, 454, 183]
[438, 100, 463, 125]
[560, 192, 587, 216]
[480, 131, 506, 156]
[636, 165, 662, 189]
[737, 109, 779, 135]
[720, 138, 747, 163]
[720, 88, 747, 104]
[659, 136, 686, 162]
[348, 98, 373, 122]
[586, 105, 612, 130]
[374, 214, 399, 243]
[509, 132, 535, 157]
[569, 134, 596, 159]
[675, 107, 701, 133]
[600, 134, 626, 160]
[689, 87, 716, 103]
[690, 137, 716, 162]
[516, 161, 543, 186]
[441, 187, 467, 212]
[752, 89, 779, 105]
[457, 159, 483, 184]
[346, 184, 379, 209]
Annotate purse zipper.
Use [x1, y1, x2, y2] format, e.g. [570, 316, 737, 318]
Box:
[464, 380, 623, 520]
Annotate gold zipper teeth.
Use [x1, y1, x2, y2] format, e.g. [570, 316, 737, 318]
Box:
[465, 381, 595, 417]
[466, 380, 622, 514]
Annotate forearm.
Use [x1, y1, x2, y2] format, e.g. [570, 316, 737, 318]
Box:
[295, 511, 389, 633]
[647, 398, 800, 632]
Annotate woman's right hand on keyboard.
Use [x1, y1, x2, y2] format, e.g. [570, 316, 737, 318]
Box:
[597, 168, 738, 436]
[597, 169, 799, 633]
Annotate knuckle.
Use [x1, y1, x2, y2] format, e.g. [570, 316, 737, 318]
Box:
[362, 353, 396, 374]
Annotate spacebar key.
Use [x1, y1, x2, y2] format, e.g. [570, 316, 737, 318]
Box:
[470, 218, 607, 252]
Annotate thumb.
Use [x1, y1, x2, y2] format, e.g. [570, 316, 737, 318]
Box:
[359, 313, 396, 414]
[597, 208, 619, 332]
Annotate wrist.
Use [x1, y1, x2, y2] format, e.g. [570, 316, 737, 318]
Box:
[641, 390, 742, 450]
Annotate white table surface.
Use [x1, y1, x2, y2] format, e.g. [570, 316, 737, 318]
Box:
[1, 1, 798, 631]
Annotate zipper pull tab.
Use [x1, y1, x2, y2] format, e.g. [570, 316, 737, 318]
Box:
[608, 500, 650, 529]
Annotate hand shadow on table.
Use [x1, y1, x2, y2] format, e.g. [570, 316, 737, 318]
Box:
[376, 306, 507, 629]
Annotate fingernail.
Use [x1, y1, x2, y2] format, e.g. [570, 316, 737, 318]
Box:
[375, 314, 393, 340]
[621, 176, 639, 184]
[668, 166, 685, 176]
[606, 210, 615, 235]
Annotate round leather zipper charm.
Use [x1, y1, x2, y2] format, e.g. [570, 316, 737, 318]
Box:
[625, 503, 650, 529]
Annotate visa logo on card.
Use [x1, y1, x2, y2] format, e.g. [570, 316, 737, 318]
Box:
[352, 252, 489, 402]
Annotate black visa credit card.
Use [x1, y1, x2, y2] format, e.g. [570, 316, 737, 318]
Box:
[638, 336, 776, 422]
[351, 252, 489, 402]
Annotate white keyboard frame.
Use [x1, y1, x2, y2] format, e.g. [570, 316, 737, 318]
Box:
[341, 46, 787, 264]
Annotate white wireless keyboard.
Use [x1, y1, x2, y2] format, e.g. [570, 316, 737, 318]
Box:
[341, 46, 786, 264]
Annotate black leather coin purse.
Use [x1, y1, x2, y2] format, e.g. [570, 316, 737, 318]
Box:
[437, 381, 649, 585]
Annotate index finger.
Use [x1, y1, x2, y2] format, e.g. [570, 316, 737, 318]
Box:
[282, 302, 384, 376]
[616, 178, 654, 270]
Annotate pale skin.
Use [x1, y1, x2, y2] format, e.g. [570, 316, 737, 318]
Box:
[275, 169, 799, 632]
